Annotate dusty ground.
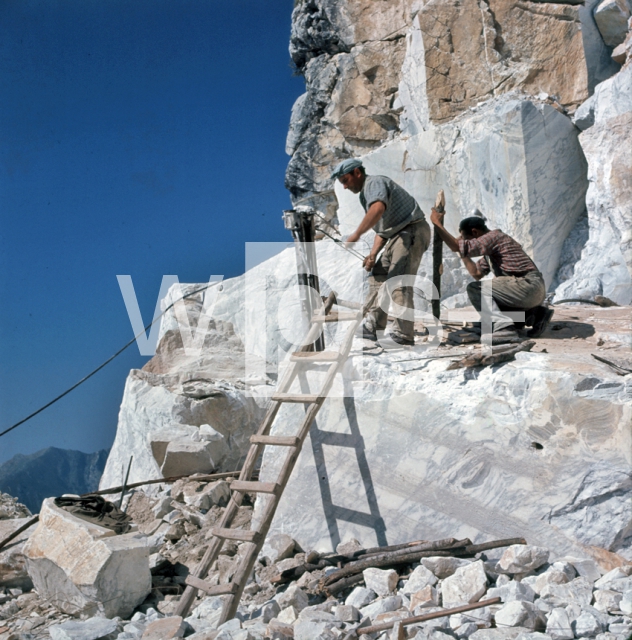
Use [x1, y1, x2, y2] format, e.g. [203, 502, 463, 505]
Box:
[435, 303, 631, 367]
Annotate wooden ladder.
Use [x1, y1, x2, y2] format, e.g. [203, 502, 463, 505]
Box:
[175, 292, 376, 623]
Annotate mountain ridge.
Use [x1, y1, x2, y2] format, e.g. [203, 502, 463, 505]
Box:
[0, 446, 109, 513]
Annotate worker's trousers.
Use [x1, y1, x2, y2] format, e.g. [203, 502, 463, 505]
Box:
[365, 219, 431, 340]
[466, 271, 546, 330]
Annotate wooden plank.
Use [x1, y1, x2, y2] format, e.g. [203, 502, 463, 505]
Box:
[357, 598, 502, 636]
[312, 311, 361, 323]
[323, 291, 337, 316]
[271, 393, 320, 403]
[334, 297, 361, 310]
[290, 351, 341, 362]
[184, 576, 238, 596]
[212, 528, 261, 543]
[231, 480, 279, 495]
[250, 435, 300, 447]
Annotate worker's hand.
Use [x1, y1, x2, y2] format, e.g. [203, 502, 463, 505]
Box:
[430, 207, 445, 227]
[363, 254, 376, 272]
[345, 231, 360, 248]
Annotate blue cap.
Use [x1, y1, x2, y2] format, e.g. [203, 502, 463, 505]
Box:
[330, 158, 364, 180]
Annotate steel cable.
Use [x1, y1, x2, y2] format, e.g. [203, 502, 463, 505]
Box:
[0, 283, 217, 439]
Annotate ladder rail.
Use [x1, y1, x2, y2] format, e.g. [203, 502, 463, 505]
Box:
[175, 291, 376, 621]
[219, 300, 372, 622]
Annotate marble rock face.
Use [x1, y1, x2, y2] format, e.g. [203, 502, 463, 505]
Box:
[341, 94, 588, 292]
[286, 0, 632, 303]
[23, 498, 150, 618]
[416, 0, 614, 122]
[100, 360, 263, 490]
[554, 64, 632, 305]
[251, 325, 631, 558]
[290, 7, 590, 297]
[107, 232, 631, 566]
[100, 284, 267, 490]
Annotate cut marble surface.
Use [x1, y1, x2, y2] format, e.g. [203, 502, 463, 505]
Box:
[554, 64, 632, 305]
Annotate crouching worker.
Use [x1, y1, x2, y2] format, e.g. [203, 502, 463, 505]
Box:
[331, 158, 431, 346]
[429, 208, 553, 341]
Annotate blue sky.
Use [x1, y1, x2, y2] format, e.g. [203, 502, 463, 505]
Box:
[0, 0, 304, 464]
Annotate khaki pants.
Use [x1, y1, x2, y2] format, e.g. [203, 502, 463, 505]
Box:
[466, 271, 546, 330]
[365, 219, 431, 340]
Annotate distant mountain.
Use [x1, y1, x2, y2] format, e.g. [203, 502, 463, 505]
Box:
[0, 447, 109, 513]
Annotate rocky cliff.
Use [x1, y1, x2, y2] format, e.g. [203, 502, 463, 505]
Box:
[287, 0, 632, 304]
[101, 0, 632, 568]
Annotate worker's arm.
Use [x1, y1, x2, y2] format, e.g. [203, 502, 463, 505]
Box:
[345, 201, 386, 246]
[362, 234, 387, 272]
[429, 208, 459, 253]
[461, 256, 484, 281]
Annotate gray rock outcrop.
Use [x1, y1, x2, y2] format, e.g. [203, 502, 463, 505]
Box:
[286, 0, 618, 199]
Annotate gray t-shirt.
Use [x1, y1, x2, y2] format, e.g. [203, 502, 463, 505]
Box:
[359, 175, 424, 238]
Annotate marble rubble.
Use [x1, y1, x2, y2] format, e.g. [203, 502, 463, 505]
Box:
[36, 529, 632, 639]
[4, 467, 632, 638]
[99, 314, 265, 490]
[0, 493, 34, 593]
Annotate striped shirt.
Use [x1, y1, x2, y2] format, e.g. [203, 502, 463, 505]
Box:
[360, 175, 424, 239]
[458, 229, 538, 277]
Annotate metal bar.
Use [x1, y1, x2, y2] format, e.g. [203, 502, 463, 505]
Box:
[432, 190, 445, 320]
[0, 515, 39, 553]
[118, 456, 133, 510]
[87, 470, 245, 496]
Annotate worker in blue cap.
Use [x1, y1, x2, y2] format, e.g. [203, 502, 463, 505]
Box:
[331, 158, 431, 346]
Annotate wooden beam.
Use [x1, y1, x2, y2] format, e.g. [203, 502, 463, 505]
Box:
[230, 481, 279, 495]
[212, 528, 261, 543]
[184, 576, 238, 596]
[250, 435, 300, 447]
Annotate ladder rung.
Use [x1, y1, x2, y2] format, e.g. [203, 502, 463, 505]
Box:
[250, 435, 300, 447]
[231, 480, 279, 495]
[212, 528, 261, 543]
[290, 351, 341, 362]
[312, 311, 361, 323]
[271, 393, 320, 403]
[185, 575, 239, 595]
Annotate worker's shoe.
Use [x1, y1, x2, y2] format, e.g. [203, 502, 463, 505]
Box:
[361, 324, 378, 341]
[386, 332, 415, 346]
[488, 325, 522, 345]
[527, 305, 554, 338]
